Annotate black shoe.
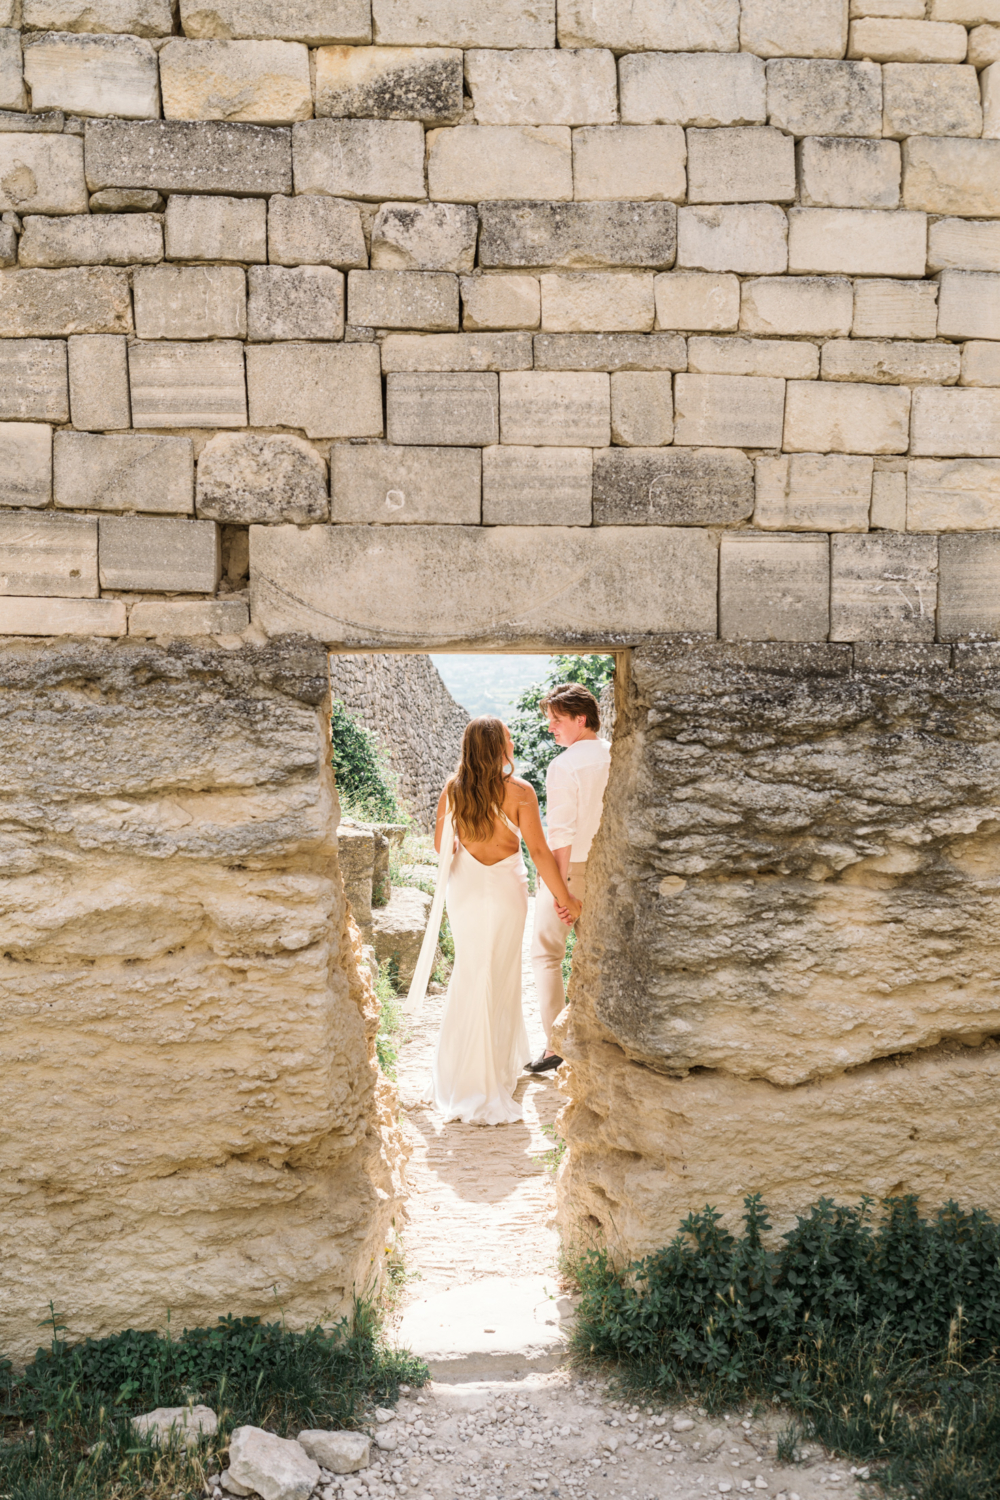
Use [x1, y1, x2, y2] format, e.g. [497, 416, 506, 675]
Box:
[525, 1052, 563, 1073]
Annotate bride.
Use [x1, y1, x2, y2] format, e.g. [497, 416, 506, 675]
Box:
[421, 716, 581, 1126]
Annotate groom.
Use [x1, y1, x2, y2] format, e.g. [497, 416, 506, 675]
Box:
[525, 682, 611, 1074]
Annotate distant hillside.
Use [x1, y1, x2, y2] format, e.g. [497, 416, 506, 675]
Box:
[430, 655, 553, 723]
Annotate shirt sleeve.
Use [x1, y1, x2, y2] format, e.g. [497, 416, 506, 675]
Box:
[545, 757, 578, 852]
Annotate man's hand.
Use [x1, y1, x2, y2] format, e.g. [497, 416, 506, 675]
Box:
[555, 895, 582, 926]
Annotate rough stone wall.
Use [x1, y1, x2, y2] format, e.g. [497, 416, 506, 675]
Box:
[328, 653, 468, 829]
[557, 640, 1000, 1258]
[0, 635, 405, 1362]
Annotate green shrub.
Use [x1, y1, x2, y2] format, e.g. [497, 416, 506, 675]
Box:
[509, 654, 614, 809]
[330, 700, 406, 823]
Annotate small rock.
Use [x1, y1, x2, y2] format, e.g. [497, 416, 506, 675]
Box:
[718, 1486, 732, 1496]
[89, 188, 165, 213]
[672, 1417, 695, 1432]
[297, 1430, 371, 1475]
[373, 1428, 398, 1452]
[221, 1471, 252, 1497]
[229, 1426, 320, 1500]
[374, 1408, 394, 1424]
[755, 1481, 768, 1491]
[131, 1405, 218, 1448]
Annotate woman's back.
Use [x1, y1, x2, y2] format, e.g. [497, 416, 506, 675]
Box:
[449, 775, 529, 867]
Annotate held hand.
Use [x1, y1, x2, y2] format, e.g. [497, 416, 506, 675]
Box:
[556, 895, 582, 927]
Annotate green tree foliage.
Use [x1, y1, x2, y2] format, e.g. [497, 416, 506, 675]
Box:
[509, 654, 615, 808]
[330, 698, 406, 823]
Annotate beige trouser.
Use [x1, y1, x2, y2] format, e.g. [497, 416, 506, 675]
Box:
[530, 861, 588, 1044]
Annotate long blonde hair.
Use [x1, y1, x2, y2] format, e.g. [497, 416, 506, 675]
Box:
[448, 716, 510, 843]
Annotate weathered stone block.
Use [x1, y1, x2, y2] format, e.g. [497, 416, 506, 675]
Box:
[741, 0, 849, 57]
[88, 187, 163, 211]
[0, 134, 87, 214]
[347, 269, 457, 330]
[427, 126, 571, 203]
[159, 40, 311, 124]
[902, 138, 1000, 216]
[250, 523, 719, 647]
[676, 204, 788, 274]
[674, 372, 785, 448]
[373, 0, 554, 48]
[755, 452, 873, 530]
[179, 0, 371, 44]
[970, 22, 1000, 65]
[246, 343, 381, 440]
[380, 331, 533, 370]
[870, 467, 907, 530]
[330, 442, 479, 525]
[0, 422, 50, 507]
[540, 271, 654, 332]
[54, 432, 194, 513]
[197, 432, 328, 523]
[0, 595, 126, 634]
[18, 212, 162, 269]
[928, 216, 1000, 272]
[962, 342, 1000, 385]
[618, 52, 765, 128]
[128, 597, 249, 635]
[478, 200, 677, 270]
[0, 29, 24, 113]
[883, 62, 982, 139]
[165, 195, 267, 263]
[385, 370, 498, 445]
[0, 222, 14, 269]
[831, 532, 938, 641]
[371, 202, 476, 271]
[481, 444, 591, 525]
[85, 120, 292, 196]
[532, 332, 687, 370]
[133, 265, 246, 341]
[853, 278, 939, 338]
[821, 338, 961, 384]
[908, 457, 1000, 528]
[938, 269, 1000, 340]
[765, 59, 882, 136]
[0, 338, 67, 420]
[292, 118, 424, 201]
[798, 137, 901, 210]
[23, 0, 170, 30]
[911, 386, 1000, 455]
[686, 126, 795, 204]
[68, 334, 130, 430]
[499, 370, 609, 447]
[572, 125, 686, 203]
[23, 33, 159, 119]
[654, 270, 739, 331]
[592, 445, 753, 524]
[984, 59, 1000, 138]
[98, 514, 219, 591]
[556, 0, 739, 51]
[849, 17, 969, 59]
[610, 372, 673, 446]
[740, 276, 853, 336]
[785, 381, 910, 453]
[248, 265, 344, 340]
[932, 0, 1000, 17]
[129, 340, 247, 428]
[688, 335, 819, 378]
[0, 266, 131, 336]
[314, 46, 462, 124]
[719, 531, 829, 640]
[466, 48, 615, 127]
[267, 194, 366, 268]
[939, 531, 1000, 635]
[0, 510, 97, 596]
[461, 274, 539, 330]
[787, 208, 927, 276]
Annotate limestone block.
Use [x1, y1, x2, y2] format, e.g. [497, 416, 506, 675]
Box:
[228, 1427, 320, 1500]
[740, 276, 853, 336]
[371, 203, 476, 272]
[787, 208, 927, 276]
[653, 270, 739, 331]
[427, 126, 571, 203]
[686, 126, 795, 204]
[676, 204, 788, 274]
[197, 432, 327, 523]
[963, 341, 1000, 383]
[466, 48, 616, 127]
[719, 531, 829, 640]
[540, 272, 655, 333]
[385, 370, 498, 445]
[740, 0, 850, 57]
[939, 530, 1000, 634]
[292, 119, 424, 201]
[98, 514, 219, 591]
[618, 52, 765, 128]
[0, 338, 67, 420]
[830, 532, 938, 641]
[246, 343, 381, 440]
[347, 269, 457, 331]
[89, 188, 163, 211]
[179, 0, 372, 44]
[572, 125, 686, 203]
[165, 195, 267, 264]
[0, 134, 87, 214]
[932, 0, 1000, 17]
[673, 373, 785, 448]
[159, 40, 311, 124]
[0, 511, 97, 596]
[785, 380, 910, 453]
[870, 467, 907, 529]
[821, 338, 961, 383]
[54, 432, 193, 513]
[380, 887, 435, 980]
[330, 443, 479, 524]
[902, 138, 1000, 215]
[609, 372, 673, 447]
[911, 386, 1000, 454]
[267, 195, 366, 268]
[18, 213, 162, 270]
[249, 523, 719, 647]
[0, 594, 125, 633]
[481, 445, 591, 525]
[849, 17, 969, 58]
[969, 22, 1000, 66]
[0, 219, 14, 265]
[884, 62, 983, 142]
[532, 332, 687, 370]
[754, 452, 873, 530]
[372, 0, 554, 48]
[556, 0, 739, 51]
[0, 422, 50, 507]
[499, 370, 609, 447]
[0, 267, 131, 337]
[765, 59, 882, 137]
[134, 266, 246, 341]
[984, 60, 1000, 138]
[477, 200, 677, 270]
[0, 29, 24, 113]
[853, 277, 939, 337]
[247, 265, 344, 340]
[908, 457, 1000, 527]
[797, 137, 901, 210]
[23, 33, 159, 119]
[297, 1431, 369, 1476]
[592, 445, 753, 524]
[24, 0, 173, 31]
[314, 46, 462, 124]
[85, 120, 292, 196]
[380, 331, 533, 370]
[69, 334, 130, 431]
[461, 274, 539, 330]
[688, 335, 819, 378]
[938, 269, 1000, 340]
[128, 598, 248, 635]
[129, 340, 247, 428]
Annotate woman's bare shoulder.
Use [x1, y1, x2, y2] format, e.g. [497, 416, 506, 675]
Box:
[508, 776, 538, 803]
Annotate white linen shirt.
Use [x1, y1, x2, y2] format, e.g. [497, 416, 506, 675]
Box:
[544, 736, 611, 863]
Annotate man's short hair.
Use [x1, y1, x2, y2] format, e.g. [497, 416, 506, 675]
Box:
[540, 682, 601, 732]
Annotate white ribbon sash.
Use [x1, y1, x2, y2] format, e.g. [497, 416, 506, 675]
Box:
[404, 805, 455, 1018]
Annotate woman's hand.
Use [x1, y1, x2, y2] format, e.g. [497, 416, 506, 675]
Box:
[555, 895, 582, 927]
